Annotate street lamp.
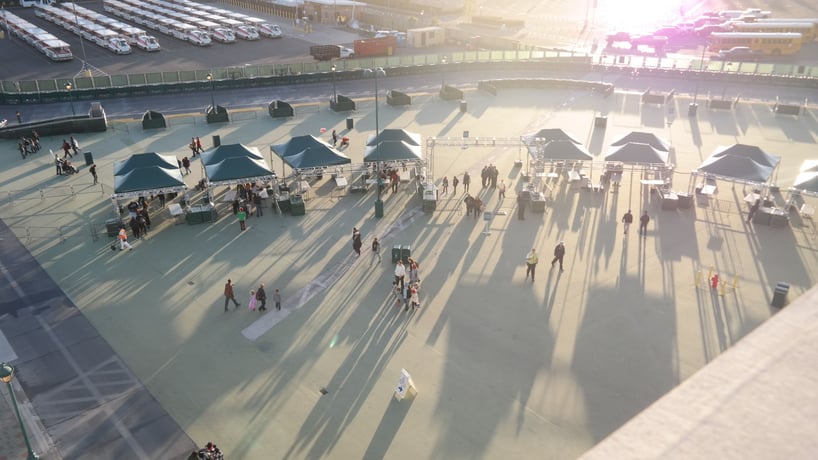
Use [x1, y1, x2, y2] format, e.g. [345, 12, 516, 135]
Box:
[331, 64, 337, 104]
[440, 56, 447, 88]
[65, 81, 75, 117]
[0, 363, 39, 460]
[206, 73, 216, 113]
[364, 67, 386, 218]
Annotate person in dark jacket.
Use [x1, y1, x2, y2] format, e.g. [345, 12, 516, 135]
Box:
[551, 241, 566, 272]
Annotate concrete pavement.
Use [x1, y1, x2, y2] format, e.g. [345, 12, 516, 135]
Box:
[0, 79, 817, 458]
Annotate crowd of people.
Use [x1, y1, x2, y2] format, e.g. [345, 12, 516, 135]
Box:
[223, 279, 282, 313]
[17, 129, 41, 159]
[189, 442, 224, 459]
[393, 257, 421, 312]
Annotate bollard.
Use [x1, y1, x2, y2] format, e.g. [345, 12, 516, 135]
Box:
[720, 278, 727, 296]
[707, 265, 714, 283]
[70, 185, 75, 197]
[40, 189, 45, 200]
[695, 270, 702, 287]
[732, 275, 739, 290]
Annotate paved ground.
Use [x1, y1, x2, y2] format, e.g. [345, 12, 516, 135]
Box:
[0, 73, 817, 458]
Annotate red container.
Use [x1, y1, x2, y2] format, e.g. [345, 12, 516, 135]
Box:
[354, 36, 397, 57]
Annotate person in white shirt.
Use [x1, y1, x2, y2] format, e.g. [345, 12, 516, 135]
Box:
[118, 227, 133, 251]
[394, 260, 406, 290]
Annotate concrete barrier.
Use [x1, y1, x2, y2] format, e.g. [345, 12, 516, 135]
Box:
[386, 90, 411, 106]
[142, 110, 167, 130]
[206, 105, 230, 124]
[440, 85, 464, 101]
[331, 95, 356, 112]
[268, 100, 294, 118]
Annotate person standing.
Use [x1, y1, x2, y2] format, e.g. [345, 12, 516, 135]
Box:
[394, 260, 406, 291]
[273, 289, 282, 311]
[189, 138, 197, 157]
[371, 237, 381, 265]
[747, 199, 761, 223]
[639, 211, 650, 236]
[16, 111, 22, 124]
[223, 279, 240, 311]
[551, 241, 565, 272]
[256, 284, 267, 311]
[352, 231, 362, 256]
[118, 227, 133, 251]
[463, 171, 471, 193]
[195, 136, 203, 155]
[481, 165, 489, 188]
[254, 192, 263, 217]
[55, 156, 63, 175]
[331, 129, 338, 146]
[237, 207, 247, 231]
[182, 156, 191, 175]
[89, 164, 98, 184]
[441, 176, 449, 195]
[621, 210, 633, 235]
[498, 180, 506, 200]
[452, 175, 459, 195]
[70, 136, 80, 156]
[525, 248, 538, 281]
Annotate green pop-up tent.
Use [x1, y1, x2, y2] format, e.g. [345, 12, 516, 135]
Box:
[112, 152, 187, 199]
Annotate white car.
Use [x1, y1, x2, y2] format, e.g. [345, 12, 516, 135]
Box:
[235, 25, 259, 40]
[211, 27, 236, 43]
[257, 23, 282, 38]
[107, 37, 132, 54]
[135, 35, 160, 51]
[188, 30, 212, 46]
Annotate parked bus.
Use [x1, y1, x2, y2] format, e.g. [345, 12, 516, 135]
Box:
[730, 21, 817, 41]
[708, 32, 802, 55]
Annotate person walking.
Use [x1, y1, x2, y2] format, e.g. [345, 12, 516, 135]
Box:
[394, 260, 406, 291]
[70, 136, 80, 156]
[621, 210, 633, 235]
[551, 241, 566, 272]
[195, 136, 203, 155]
[182, 157, 191, 175]
[747, 199, 761, 223]
[223, 279, 240, 311]
[371, 237, 381, 265]
[463, 172, 471, 193]
[273, 289, 282, 311]
[639, 211, 650, 236]
[256, 284, 267, 311]
[525, 248, 538, 281]
[118, 227, 133, 251]
[331, 129, 338, 147]
[189, 138, 197, 157]
[237, 207, 247, 231]
[352, 231, 362, 256]
[441, 176, 449, 195]
[452, 176, 459, 195]
[498, 180, 506, 200]
[89, 164, 98, 184]
[62, 139, 72, 158]
[248, 290, 257, 311]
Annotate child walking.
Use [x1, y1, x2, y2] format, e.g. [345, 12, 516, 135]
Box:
[248, 290, 257, 311]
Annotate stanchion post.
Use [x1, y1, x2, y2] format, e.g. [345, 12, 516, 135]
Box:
[695, 270, 702, 287]
[707, 265, 714, 282]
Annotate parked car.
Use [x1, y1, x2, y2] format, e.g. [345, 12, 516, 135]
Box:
[717, 46, 763, 59]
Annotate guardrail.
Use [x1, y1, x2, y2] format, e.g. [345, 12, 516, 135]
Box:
[1, 49, 817, 105]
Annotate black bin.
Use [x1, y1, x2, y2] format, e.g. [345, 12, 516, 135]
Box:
[594, 116, 607, 128]
[771, 282, 790, 308]
[83, 151, 94, 166]
[391, 245, 401, 264]
[105, 218, 123, 237]
[212, 135, 221, 147]
[346, 117, 353, 129]
[401, 245, 411, 263]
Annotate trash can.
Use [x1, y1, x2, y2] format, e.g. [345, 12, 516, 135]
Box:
[346, 117, 353, 129]
[392, 245, 402, 264]
[401, 245, 411, 263]
[594, 116, 607, 128]
[771, 282, 790, 308]
[212, 135, 221, 147]
[290, 195, 305, 216]
[105, 218, 123, 237]
[459, 100, 467, 113]
[83, 151, 94, 166]
[688, 103, 698, 117]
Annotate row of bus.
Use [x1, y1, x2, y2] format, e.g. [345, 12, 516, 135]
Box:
[34, 3, 160, 55]
[0, 9, 73, 61]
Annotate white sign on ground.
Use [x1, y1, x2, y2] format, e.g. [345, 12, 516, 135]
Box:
[395, 368, 416, 401]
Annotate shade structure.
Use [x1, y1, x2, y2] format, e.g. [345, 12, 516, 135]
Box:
[522, 128, 581, 145]
[364, 140, 423, 162]
[113, 152, 178, 176]
[270, 135, 333, 158]
[605, 142, 669, 165]
[610, 131, 670, 152]
[113, 166, 186, 198]
[710, 144, 780, 168]
[201, 143, 264, 167]
[697, 154, 774, 184]
[205, 157, 275, 186]
[792, 172, 818, 196]
[281, 146, 352, 169]
[365, 129, 421, 147]
[538, 140, 593, 161]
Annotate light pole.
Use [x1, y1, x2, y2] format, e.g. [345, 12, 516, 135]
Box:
[364, 67, 386, 218]
[440, 56, 447, 88]
[331, 64, 337, 104]
[65, 81, 75, 116]
[0, 363, 39, 460]
[206, 73, 216, 113]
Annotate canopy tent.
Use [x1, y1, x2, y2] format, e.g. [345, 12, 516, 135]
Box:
[205, 157, 275, 186]
[696, 154, 774, 184]
[271, 135, 351, 170]
[522, 128, 581, 145]
[201, 143, 264, 167]
[610, 131, 670, 152]
[364, 140, 423, 162]
[537, 140, 593, 161]
[604, 142, 669, 165]
[113, 166, 186, 198]
[365, 129, 422, 147]
[113, 152, 178, 176]
[710, 144, 781, 168]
